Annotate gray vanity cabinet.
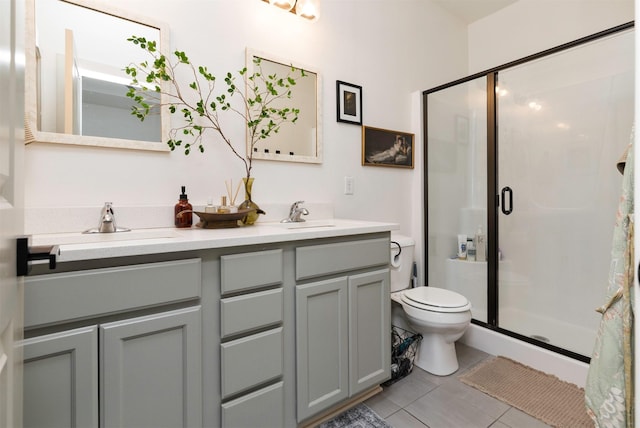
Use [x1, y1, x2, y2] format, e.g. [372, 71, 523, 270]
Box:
[219, 249, 285, 428]
[295, 277, 349, 420]
[22, 231, 393, 427]
[348, 270, 392, 392]
[23, 258, 202, 428]
[295, 238, 391, 422]
[100, 306, 202, 428]
[23, 326, 98, 428]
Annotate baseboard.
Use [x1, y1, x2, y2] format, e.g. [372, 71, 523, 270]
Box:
[460, 324, 589, 388]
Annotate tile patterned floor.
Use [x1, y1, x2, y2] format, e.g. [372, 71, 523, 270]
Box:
[364, 343, 553, 428]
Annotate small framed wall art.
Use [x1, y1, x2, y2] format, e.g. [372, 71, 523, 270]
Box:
[336, 80, 362, 125]
[362, 126, 414, 169]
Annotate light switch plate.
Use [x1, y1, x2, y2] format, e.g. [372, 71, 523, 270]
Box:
[344, 176, 354, 195]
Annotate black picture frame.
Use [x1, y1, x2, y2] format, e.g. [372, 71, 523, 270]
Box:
[362, 126, 414, 169]
[336, 80, 362, 125]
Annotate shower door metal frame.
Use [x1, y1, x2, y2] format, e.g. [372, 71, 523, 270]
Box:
[422, 21, 634, 363]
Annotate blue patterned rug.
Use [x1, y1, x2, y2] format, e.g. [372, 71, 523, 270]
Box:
[318, 404, 392, 428]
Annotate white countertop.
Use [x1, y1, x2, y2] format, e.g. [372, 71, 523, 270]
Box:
[31, 219, 398, 263]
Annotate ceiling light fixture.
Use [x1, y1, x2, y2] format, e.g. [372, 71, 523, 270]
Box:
[268, 0, 295, 12]
[264, 0, 319, 21]
[294, 0, 319, 20]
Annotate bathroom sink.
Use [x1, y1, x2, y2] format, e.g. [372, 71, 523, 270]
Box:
[274, 219, 336, 230]
[31, 229, 180, 246]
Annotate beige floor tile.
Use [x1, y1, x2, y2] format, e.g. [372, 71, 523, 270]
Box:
[496, 408, 553, 428]
[379, 371, 439, 408]
[438, 379, 510, 419]
[385, 409, 429, 428]
[364, 393, 401, 419]
[456, 342, 491, 371]
[404, 387, 497, 428]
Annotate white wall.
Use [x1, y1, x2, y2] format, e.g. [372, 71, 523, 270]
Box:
[24, 0, 468, 237]
[468, 0, 634, 74]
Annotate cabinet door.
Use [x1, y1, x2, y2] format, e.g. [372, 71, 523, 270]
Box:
[349, 269, 391, 395]
[296, 277, 349, 422]
[100, 306, 202, 428]
[23, 326, 98, 428]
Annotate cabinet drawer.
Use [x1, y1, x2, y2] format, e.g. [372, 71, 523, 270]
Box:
[221, 249, 283, 295]
[220, 327, 283, 399]
[296, 237, 389, 280]
[25, 258, 201, 329]
[220, 288, 283, 339]
[221, 382, 284, 428]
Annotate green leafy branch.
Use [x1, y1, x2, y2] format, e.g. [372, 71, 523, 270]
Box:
[124, 36, 306, 180]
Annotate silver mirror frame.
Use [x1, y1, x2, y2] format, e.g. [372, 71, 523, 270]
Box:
[25, 0, 171, 151]
[245, 48, 322, 164]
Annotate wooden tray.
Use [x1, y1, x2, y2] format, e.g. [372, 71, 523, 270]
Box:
[178, 209, 255, 229]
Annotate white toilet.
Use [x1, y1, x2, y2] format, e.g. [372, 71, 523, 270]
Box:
[390, 234, 472, 376]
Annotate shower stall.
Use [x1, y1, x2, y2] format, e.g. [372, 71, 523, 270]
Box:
[423, 23, 634, 361]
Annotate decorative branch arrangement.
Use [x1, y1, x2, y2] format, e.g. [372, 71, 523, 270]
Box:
[124, 36, 306, 183]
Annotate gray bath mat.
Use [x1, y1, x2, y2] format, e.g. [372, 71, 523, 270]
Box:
[318, 404, 392, 428]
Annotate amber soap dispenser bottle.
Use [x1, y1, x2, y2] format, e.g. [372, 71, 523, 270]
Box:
[174, 186, 193, 228]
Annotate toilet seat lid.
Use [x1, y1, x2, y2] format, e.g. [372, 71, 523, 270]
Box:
[402, 287, 471, 312]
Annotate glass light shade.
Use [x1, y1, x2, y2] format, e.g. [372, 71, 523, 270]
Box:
[295, 0, 320, 20]
[269, 0, 295, 11]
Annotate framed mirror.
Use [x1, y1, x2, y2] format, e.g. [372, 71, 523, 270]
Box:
[25, 0, 170, 151]
[246, 48, 322, 164]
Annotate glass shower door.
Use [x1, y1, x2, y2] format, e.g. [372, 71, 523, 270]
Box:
[426, 76, 488, 323]
[496, 29, 634, 357]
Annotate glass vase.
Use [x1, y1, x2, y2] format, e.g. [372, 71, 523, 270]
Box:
[239, 177, 264, 225]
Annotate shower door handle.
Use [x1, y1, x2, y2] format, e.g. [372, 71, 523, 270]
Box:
[501, 186, 513, 215]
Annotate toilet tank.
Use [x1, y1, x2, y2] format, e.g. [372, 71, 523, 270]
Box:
[390, 233, 415, 292]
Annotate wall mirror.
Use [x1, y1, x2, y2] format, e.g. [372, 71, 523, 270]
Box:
[25, 0, 170, 151]
[246, 49, 322, 164]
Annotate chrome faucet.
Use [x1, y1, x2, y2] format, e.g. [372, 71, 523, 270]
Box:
[281, 201, 309, 223]
[84, 202, 130, 234]
[98, 202, 117, 232]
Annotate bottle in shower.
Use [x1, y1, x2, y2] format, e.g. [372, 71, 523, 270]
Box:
[475, 225, 486, 262]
